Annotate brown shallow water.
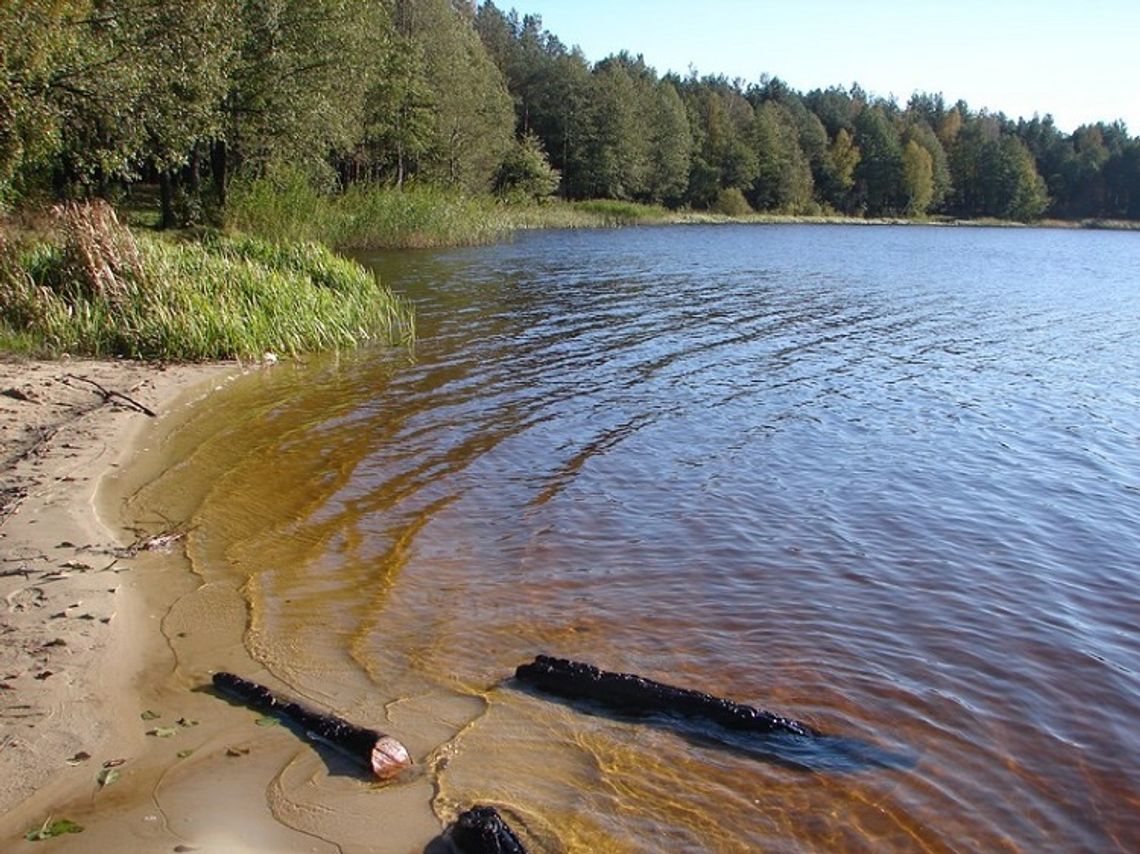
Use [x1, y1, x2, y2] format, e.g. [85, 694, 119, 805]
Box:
[124, 224, 1139, 851]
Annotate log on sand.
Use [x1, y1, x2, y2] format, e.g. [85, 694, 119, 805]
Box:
[450, 806, 529, 854]
[515, 655, 819, 738]
[212, 672, 411, 780]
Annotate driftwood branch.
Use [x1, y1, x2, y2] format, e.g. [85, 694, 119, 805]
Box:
[212, 672, 411, 780]
[64, 373, 157, 417]
[516, 655, 819, 737]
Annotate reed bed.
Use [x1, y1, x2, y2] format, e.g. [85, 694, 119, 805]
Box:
[226, 173, 512, 249]
[1, 201, 413, 360]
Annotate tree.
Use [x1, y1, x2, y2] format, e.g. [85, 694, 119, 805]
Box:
[949, 116, 1048, 220]
[356, 34, 435, 187]
[223, 0, 389, 187]
[823, 128, 861, 210]
[904, 120, 952, 210]
[494, 131, 559, 200]
[853, 105, 904, 215]
[749, 101, 812, 212]
[901, 139, 933, 216]
[646, 81, 691, 206]
[405, 0, 514, 191]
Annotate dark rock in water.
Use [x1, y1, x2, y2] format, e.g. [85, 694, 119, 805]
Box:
[515, 654, 819, 737]
[211, 671, 411, 780]
[450, 806, 528, 854]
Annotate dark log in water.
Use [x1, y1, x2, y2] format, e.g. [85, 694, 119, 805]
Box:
[450, 806, 529, 854]
[516, 655, 819, 738]
[211, 672, 411, 780]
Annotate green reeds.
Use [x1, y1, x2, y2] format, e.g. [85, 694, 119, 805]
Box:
[1, 202, 413, 360]
[226, 172, 512, 249]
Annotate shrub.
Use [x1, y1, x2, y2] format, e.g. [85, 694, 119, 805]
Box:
[712, 188, 753, 217]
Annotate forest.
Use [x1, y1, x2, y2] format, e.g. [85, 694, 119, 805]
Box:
[3, 0, 1139, 224]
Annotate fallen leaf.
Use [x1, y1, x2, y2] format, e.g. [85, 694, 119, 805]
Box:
[254, 716, 279, 727]
[147, 727, 179, 738]
[140, 710, 161, 721]
[66, 751, 91, 766]
[96, 768, 119, 788]
[33, 671, 53, 680]
[176, 749, 194, 759]
[25, 818, 84, 841]
[225, 747, 250, 757]
[175, 717, 198, 728]
[102, 758, 126, 768]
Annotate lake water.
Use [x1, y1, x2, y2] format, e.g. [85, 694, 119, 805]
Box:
[131, 224, 1140, 851]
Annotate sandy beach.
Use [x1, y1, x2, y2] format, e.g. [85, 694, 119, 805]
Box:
[0, 358, 246, 847]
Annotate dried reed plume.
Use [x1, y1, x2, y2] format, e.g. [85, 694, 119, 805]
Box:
[52, 200, 144, 302]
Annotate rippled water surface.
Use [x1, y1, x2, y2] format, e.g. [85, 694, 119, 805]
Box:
[138, 225, 1140, 851]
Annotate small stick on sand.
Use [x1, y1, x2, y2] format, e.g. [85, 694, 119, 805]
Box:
[211, 672, 411, 780]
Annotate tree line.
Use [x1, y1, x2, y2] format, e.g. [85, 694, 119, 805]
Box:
[3, 0, 1138, 224]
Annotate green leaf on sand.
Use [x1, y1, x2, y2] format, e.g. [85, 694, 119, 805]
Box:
[140, 710, 161, 721]
[254, 716, 279, 727]
[26, 818, 84, 841]
[176, 749, 194, 759]
[147, 726, 179, 738]
[96, 768, 120, 788]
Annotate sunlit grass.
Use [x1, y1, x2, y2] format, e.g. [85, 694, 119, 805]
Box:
[1, 203, 413, 360]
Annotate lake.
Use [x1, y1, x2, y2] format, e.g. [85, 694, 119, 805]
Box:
[129, 224, 1140, 851]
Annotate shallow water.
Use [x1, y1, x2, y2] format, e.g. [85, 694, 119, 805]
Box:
[130, 224, 1140, 851]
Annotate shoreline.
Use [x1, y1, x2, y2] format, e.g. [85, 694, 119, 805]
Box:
[0, 356, 442, 853]
[0, 358, 243, 843]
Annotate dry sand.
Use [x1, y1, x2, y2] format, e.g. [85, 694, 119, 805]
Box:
[0, 358, 242, 846]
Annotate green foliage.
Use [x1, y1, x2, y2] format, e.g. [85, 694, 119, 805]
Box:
[712, 187, 753, 216]
[25, 818, 84, 841]
[750, 102, 814, 213]
[494, 133, 560, 200]
[948, 118, 1050, 220]
[824, 128, 861, 208]
[0, 202, 413, 359]
[404, 0, 515, 192]
[901, 140, 934, 216]
[853, 106, 905, 215]
[2, 0, 1136, 227]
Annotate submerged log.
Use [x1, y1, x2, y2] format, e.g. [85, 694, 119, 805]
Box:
[515, 655, 819, 738]
[211, 672, 411, 780]
[450, 806, 529, 854]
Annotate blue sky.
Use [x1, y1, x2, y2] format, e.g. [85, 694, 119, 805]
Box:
[495, 0, 1140, 134]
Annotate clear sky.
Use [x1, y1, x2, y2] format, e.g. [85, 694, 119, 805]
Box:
[495, 0, 1140, 135]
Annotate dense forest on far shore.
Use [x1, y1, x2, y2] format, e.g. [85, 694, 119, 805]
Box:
[3, 0, 1139, 225]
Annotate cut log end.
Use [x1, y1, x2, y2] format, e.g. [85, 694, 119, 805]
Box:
[371, 735, 412, 780]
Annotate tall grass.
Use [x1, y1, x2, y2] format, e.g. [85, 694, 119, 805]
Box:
[227, 171, 512, 249]
[1, 202, 413, 360]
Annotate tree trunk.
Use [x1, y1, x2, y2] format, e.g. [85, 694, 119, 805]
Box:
[159, 169, 176, 230]
[211, 139, 227, 210]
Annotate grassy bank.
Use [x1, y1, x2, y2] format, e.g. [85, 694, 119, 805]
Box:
[1, 202, 413, 360]
[227, 173, 512, 249]
[225, 173, 684, 248]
